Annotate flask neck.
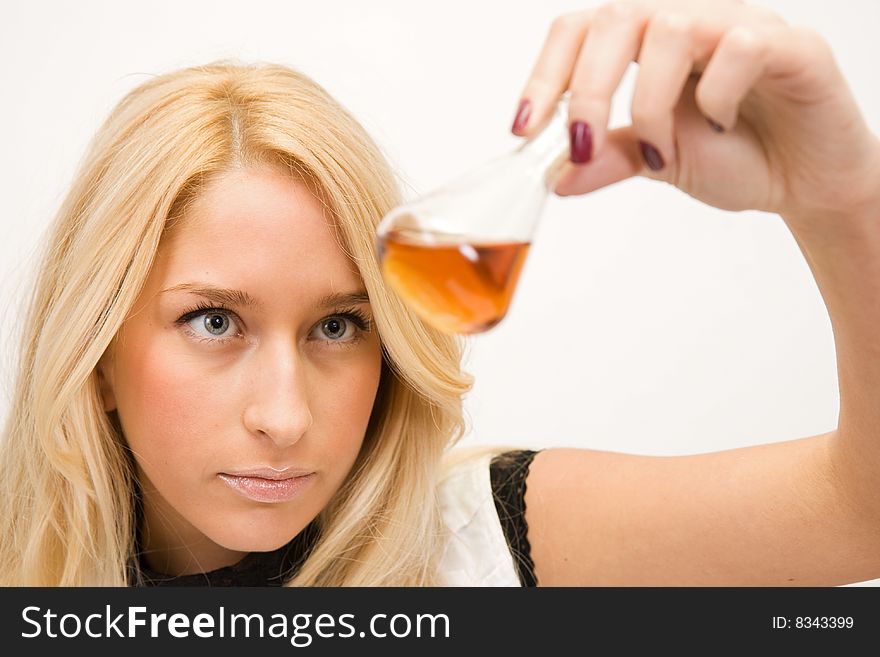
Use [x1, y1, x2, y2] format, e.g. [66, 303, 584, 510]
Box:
[515, 97, 570, 190]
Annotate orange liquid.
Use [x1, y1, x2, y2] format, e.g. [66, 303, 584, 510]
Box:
[378, 229, 530, 334]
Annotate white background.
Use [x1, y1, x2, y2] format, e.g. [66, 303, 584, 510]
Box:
[1, 1, 878, 584]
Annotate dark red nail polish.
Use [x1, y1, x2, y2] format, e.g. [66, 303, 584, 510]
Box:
[707, 118, 725, 133]
[639, 141, 665, 171]
[511, 99, 532, 134]
[569, 121, 592, 164]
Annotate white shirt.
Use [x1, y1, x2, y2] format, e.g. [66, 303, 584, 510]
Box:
[436, 451, 523, 587]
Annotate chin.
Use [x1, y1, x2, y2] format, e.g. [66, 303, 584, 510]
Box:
[209, 516, 308, 554]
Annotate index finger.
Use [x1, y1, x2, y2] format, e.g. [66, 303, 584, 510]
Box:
[511, 10, 593, 138]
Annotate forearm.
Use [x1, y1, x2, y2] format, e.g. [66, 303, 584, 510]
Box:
[782, 143, 880, 514]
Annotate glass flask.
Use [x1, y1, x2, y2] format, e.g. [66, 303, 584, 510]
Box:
[376, 94, 571, 335]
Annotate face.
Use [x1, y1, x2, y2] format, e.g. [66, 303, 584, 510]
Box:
[97, 165, 383, 575]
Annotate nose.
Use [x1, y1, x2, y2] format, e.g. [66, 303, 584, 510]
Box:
[242, 341, 313, 449]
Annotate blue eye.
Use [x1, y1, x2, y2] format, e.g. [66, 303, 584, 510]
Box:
[311, 310, 372, 345]
[201, 312, 231, 336]
[177, 306, 241, 342]
[319, 317, 354, 340]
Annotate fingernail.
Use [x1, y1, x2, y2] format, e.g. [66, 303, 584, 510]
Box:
[569, 121, 593, 164]
[707, 118, 725, 133]
[639, 141, 665, 171]
[511, 99, 532, 134]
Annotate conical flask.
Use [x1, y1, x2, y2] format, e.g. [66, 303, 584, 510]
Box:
[376, 94, 571, 335]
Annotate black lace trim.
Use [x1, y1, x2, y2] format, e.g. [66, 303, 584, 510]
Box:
[489, 449, 540, 587]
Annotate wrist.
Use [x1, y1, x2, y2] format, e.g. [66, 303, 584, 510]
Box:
[781, 134, 880, 240]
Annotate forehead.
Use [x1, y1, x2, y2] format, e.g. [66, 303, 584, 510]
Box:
[153, 166, 363, 301]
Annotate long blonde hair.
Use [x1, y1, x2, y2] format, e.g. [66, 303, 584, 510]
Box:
[0, 61, 477, 585]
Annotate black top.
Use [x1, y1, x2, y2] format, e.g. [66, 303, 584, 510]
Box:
[134, 449, 540, 587]
[489, 449, 539, 586]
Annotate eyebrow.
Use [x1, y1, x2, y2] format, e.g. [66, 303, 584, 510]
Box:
[160, 283, 371, 310]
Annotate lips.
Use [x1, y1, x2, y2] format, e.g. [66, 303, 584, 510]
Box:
[218, 469, 316, 503]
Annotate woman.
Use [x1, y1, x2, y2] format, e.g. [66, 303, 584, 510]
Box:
[2, 0, 879, 586]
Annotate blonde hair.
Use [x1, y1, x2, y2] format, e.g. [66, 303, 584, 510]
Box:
[0, 61, 482, 585]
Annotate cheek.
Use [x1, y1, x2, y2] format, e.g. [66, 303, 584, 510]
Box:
[113, 335, 234, 465]
[312, 349, 383, 451]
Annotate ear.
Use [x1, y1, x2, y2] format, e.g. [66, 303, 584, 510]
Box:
[95, 348, 117, 413]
